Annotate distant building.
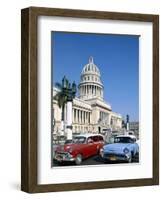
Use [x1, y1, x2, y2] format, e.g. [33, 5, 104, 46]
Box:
[129, 121, 139, 139]
[53, 57, 122, 136]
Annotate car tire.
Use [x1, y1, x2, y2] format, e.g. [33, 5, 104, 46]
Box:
[75, 154, 82, 165]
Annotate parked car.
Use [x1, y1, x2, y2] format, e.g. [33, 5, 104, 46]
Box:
[54, 133, 104, 165]
[100, 135, 139, 163]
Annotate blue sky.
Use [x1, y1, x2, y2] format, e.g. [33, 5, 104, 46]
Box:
[52, 32, 139, 121]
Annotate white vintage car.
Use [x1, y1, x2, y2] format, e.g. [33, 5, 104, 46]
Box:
[100, 135, 139, 163]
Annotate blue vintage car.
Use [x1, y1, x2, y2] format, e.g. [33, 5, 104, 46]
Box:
[100, 135, 139, 163]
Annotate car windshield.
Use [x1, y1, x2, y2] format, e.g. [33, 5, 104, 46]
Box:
[64, 139, 73, 144]
[72, 136, 86, 144]
[114, 137, 134, 143]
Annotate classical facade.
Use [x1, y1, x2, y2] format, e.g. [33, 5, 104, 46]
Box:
[53, 57, 122, 136]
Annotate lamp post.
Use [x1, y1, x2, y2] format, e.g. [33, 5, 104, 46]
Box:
[126, 114, 130, 131]
[60, 76, 68, 136]
[62, 76, 76, 139]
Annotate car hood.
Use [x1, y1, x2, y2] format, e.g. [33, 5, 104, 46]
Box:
[56, 143, 78, 152]
[103, 143, 131, 153]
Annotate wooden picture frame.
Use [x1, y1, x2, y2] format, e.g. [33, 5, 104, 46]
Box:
[21, 7, 159, 193]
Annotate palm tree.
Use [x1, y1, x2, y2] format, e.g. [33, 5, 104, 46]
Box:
[53, 76, 77, 138]
[53, 82, 68, 132]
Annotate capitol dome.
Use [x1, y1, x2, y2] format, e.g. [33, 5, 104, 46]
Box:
[81, 57, 101, 76]
[79, 57, 104, 100]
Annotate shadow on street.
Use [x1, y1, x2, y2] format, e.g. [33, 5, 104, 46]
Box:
[53, 154, 139, 167]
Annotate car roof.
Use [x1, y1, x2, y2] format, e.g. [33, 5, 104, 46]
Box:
[74, 133, 104, 139]
[115, 135, 136, 139]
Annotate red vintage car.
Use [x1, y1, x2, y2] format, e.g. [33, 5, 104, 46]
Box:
[54, 134, 104, 165]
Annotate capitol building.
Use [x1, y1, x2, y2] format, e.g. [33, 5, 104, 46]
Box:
[53, 57, 122, 136]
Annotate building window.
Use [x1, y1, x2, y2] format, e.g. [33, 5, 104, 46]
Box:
[88, 76, 90, 80]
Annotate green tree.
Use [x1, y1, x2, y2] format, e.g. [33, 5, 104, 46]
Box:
[53, 82, 68, 122]
[53, 76, 77, 138]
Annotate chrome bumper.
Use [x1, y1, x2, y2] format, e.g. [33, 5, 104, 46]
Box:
[54, 152, 75, 162]
[103, 153, 130, 161]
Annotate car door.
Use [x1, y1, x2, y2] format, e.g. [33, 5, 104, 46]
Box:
[97, 135, 104, 151]
[90, 136, 99, 155]
[85, 136, 96, 157]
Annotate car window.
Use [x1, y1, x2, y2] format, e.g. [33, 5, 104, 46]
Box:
[87, 137, 93, 143]
[99, 136, 104, 141]
[114, 137, 134, 143]
[93, 136, 99, 142]
[73, 136, 86, 144]
[64, 139, 73, 144]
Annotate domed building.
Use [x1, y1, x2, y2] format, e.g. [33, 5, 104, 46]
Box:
[79, 56, 104, 100]
[53, 57, 122, 136]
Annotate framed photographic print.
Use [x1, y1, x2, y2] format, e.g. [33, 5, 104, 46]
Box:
[21, 7, 159, 193]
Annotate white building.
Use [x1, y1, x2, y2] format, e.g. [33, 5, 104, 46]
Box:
[53, 57, 122, 136]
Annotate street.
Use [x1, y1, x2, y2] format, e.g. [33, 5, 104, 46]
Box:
[53, 154, 139, 167]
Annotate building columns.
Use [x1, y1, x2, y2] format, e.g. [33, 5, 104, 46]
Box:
[79, 110, 81, 124]
[66, 101, 73, 139]
[80, 110, 83, 124]
[84, 111, 85, 123]
[72, 108, 74, 123]
[77, 110, 79, 123]
[73, 109, 91, 125]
